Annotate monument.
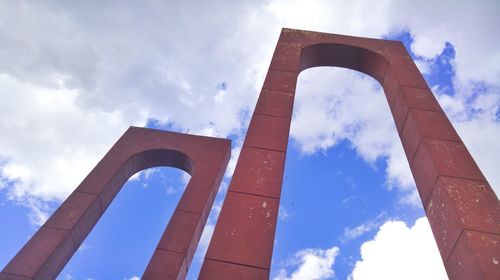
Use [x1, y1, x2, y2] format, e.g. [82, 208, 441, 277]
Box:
[2, 28, 498, 280]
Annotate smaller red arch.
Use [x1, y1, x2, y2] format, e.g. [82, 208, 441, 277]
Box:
[1, 127, 231, 279]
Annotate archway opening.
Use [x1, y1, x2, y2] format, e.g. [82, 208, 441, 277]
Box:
[270, 66, 446, 279]
[59, 166, 190, 279]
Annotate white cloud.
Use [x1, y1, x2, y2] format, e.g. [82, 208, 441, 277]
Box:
[123, 276, 140, 280]
[285, 0, 500, 204]
[410, 31, 447, 60]
[274, 217, 448, 280]
[0, 1, 266, 222]
[0, 4, 497, 280]
[291, 68, 418, 204]
[0, 74, 134, 224]
[0, 0, 498, 224]
[391, 0, 500, 86]
[274, 246, 340, 280]
[349, 217, 448, 280]
[266, 0, 394, 38]
[340, 212, 387, 243]
[130, 168, 160, 183]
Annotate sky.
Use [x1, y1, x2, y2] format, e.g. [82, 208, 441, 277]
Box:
[0, 0, 499, 279]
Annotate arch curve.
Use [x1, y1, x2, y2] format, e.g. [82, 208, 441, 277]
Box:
[124, 148, 194, 177]
[299, 43, 389, 83]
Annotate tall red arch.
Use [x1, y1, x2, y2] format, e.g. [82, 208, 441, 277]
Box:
[201, 28, 499, 279]
[0, 127, 231, 279]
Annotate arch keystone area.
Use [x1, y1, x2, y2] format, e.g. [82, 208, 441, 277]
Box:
[0, 127, 231, 280]
[200, 28, 499, 280]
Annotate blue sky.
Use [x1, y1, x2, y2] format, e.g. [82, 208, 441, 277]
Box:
[1, 1, 499, 279]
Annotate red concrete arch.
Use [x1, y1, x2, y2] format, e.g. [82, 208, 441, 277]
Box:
[201, 28, 499, 279]
[1, 127, 231, 279]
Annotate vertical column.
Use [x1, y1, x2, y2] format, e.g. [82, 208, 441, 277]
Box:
[200, 43, 300, 279]
[143, 166, 227, 279]
[385, 54, 500, 280]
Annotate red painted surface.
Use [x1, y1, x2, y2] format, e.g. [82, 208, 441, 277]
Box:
[391, 87, 443, 134]
[2, 28, 498, 280]
[446, 230, 500, 279]
[204, 191, 279, 269]
[0, 127, 231, 280]
[199, 259, 269, 279]
[254, 90, 294, 118]
[245, 114, 291, 152]
[427, 177, 500, 262]
[230, 146, 285, 199]
[202, 28, 499, 279]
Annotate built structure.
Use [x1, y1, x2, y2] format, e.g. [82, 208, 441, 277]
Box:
[2, 28, 498, 280]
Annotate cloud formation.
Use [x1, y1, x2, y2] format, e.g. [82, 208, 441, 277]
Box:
[339, 212, 388, 243]
[1, 2, 498, 280]
[291, 68, 419, 204]
[0, 1, 269, 223]
[349, 217, 448, 280]
[274, 246, 340, 280]
[1, 0, 498, 224]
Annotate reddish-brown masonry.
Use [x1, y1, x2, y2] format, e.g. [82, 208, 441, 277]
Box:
[200, 29, 499, 279]
[0, 127, 231, 279]
[1, 28, 498, 280]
